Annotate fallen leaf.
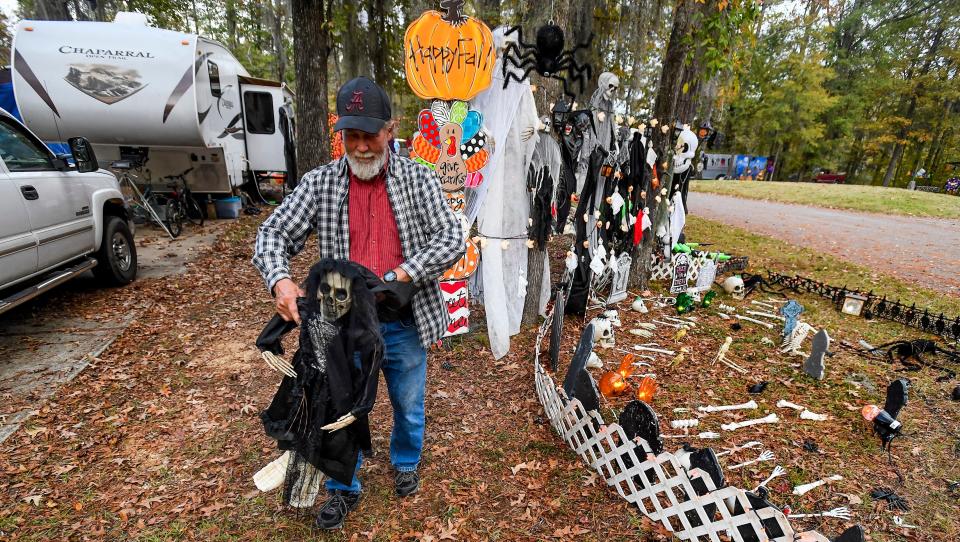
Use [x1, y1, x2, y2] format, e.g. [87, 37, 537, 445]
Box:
[23, 495, 42, 506]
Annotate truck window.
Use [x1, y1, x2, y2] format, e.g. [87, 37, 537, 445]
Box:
[208, 60, 222, 98]
[0, 120, 54, 172]
[244, 91, 275, 134]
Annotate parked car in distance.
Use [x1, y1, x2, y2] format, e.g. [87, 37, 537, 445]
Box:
[0, 111, 137, 315]
[813, 169, 846, 183]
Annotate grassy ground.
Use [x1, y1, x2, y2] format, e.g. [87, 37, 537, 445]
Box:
[690, 180, 960, 219]
[1, 215, 957, 541]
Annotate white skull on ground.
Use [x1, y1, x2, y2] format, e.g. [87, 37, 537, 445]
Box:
[318, 271, 352, 321]
[673, 126, 699, 174]
[591, 317, 615, 348]
[722, 276, 745, 300]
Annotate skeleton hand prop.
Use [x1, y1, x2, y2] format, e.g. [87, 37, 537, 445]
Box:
[721, 413, 779, 431]
[729, 450, 774, 470]
[670, 418, 700, 429]
[262, 351, 297, 378]
[788, 507, 851, 520]
[521, 126, 535, 141]
[321, 413, 358, 432]
[717, 441, 761, 456]
[698, 400, 758, 413]
[253, 451, 291, 492]
[793, 475, 842, 496]
[754, 465, 786, 492]
[718, 304, 737, 313]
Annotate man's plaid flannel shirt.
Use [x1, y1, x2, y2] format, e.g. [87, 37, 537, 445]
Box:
[252, 156, 464, 348]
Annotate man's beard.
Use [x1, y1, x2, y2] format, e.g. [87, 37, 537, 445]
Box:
[346, 148, 388, 180]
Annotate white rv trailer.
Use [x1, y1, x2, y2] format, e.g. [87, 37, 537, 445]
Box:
[10, 13, 295, 194]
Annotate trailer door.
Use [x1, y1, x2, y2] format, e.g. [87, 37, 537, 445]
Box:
[240, 86, 285, 173]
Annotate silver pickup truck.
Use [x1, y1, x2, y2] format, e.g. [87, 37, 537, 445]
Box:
[0, 111, 137, 314]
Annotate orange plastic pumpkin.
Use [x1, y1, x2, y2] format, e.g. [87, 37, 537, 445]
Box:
[598, 370, 629, 398]
[404, 0, 496, 101]
[635, 376, 657, 403]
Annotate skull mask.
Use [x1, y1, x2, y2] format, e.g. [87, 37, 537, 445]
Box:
[722, 276, 745, 300]
[597, 72, 619, 102]
[673, 126, 699, 174]
[591, 317, 615, 348]
[318, 271, 352, 321]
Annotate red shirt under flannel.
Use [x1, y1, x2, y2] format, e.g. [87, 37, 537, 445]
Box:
[348, 167, 403, 278]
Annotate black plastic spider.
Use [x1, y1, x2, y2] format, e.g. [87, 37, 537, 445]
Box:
[501, 24, 594, 99]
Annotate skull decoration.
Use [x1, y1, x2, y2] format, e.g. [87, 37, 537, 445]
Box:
[591, 316, 615, 348]
[722, 276, 746, 300]
[318, 271, 352, 321]
[600, 72, 620, 102]
[673, 126, 699, 174]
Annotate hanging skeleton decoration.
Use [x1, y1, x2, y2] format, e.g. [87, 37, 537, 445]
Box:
[255, 259, 388, 506]
[671, 125, 698, 213]
[500, 23, 594, 99]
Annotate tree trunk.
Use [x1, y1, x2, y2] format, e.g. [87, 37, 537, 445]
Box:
[367, 0, 389, 92]
[478, 0, 501, 27]
[521, 247, 547, 325]
[273, 0, 289, 82]
[34, 0, 72, 20]
[292, 0, 332, 173]
[567, 0, 597, 101]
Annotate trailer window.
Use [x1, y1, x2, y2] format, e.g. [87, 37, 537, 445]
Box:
[0, 120, 54, 172]
[208, 60, 222, 98]
[244, 91, 275, 134]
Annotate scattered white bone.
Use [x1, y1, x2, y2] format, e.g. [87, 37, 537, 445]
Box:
[631, 297, 649, 313]
[717, 312, 731, 320]
[664, 316, 695, 327]
[628, 328, 654, 338]
[893, 516, 918, 529]
[633, 345, 676, 355]
[747, 310, 785, 321]
[729, 450, 775, 470]
[800, 410, 829, 421]
[698, 400, 758, 413]
[721, 413, 779, 431]
[718, 304, 737, 313]
[636, 322, 657, 330]
[673, 407, 691, 413]
[788, 507, 851, 520]
[781, 322, 815, 355]
[755, 465, 787, 492]
[663, 431, 721, 439]
[717, 441, 762, 457]
[603, 309, 621, 327]
[793, 475, 843, 496]
[262, 351, 297, 378]
[760, 337, 776, 347]
[751, 300, 778, 310]
[737, 315, 775, 329]
[670, 419, 700, 429]
[777, 399, 805, 411]
[586, 352, 603, 369]
[253, 451, 291, 492]
[652, 319, 683, 328]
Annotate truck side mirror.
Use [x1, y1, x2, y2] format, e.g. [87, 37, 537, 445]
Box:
[68, 137, 99, 173]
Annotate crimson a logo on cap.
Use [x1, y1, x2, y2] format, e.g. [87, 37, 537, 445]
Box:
[346, 90, 365, 112]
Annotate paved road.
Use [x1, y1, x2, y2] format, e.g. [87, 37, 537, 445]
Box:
[688, 192, 960, 296]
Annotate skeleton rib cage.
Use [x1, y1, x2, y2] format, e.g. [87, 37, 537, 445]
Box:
[532, 311, 830, 542]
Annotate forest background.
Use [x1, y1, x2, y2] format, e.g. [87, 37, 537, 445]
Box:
[4, 0, 960, 189]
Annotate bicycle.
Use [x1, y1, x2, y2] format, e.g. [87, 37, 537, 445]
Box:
[110, 160, 181, 239]
[163, 167, 204, 227]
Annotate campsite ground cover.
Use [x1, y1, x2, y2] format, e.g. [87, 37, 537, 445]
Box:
[0, 215, 957, 541]
[690, 180, 960, 219]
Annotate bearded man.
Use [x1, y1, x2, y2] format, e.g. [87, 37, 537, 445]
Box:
[252, 77, 463, 530]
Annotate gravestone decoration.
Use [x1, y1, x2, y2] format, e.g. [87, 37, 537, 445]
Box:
[607, 253, 632, 304]
[804, 329, 831, 380]
[780, 300, 804, 338]
[695, 259, 717, 292]
[619, 400, 663, 455]
[671, 253, 692, 294]
[562, 324, 595, 397]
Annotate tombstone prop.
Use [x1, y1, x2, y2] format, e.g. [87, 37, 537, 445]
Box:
[607, 253, 632, 304]
[618, 400, 663, 455]
[780, 300, 804, 338]
[804, 329, 831, 380]
[696, 259, 717, 292]
[671, 253, 692, 294]
[562, 323, 595, 398]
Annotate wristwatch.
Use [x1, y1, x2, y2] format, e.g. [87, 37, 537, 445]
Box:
[383, 270, 397, 282]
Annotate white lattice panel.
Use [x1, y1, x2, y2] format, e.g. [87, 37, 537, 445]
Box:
[531, 314, 829, 542]
[649, 253, 712, 282]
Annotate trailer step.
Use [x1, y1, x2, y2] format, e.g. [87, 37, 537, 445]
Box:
[0, 258, 98, 315]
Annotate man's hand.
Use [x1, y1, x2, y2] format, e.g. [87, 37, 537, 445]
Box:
[391, 267, 412, 283]
[273, 278, 304, 324]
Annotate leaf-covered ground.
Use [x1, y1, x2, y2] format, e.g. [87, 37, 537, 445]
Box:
[1, 216, 957, 541]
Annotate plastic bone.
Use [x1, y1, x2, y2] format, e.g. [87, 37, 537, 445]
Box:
[781, 322, 815, 355]
[777, 399, 805, 411]
[321, 412, 358, 432]
[664, 316, 696, 327]
[652, 319, 683, 328]
[788, 507, 851, 520]
[253, 451, 291, 492]
[633, 345, 676, 355]
[746, 310, 785, 321]
[760, 337, 776, 347]
[800, 409, 829, 421]
[636, 322, 657, 330]
[729, 450, 774, 470]
[751, 300, 778, 310]
[670, 418, 700, 429]
[586, 351, 603, 369]
[628, 328, 654, 338]
[793, 475, 843, 496]
[262, 351, 297, 378]
[713, 337, 733, 364]
[754, 465, 786, 492]
[717, 441, 761, 456]
[721, 413, 779, 431]
[698, 400, 758, 413]
[663, 431, 720, 439]
[736, 315, 776, 329]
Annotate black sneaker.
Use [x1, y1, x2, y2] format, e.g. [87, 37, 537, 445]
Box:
[314, 490, 361, 530]
[395, 470, 420, 497]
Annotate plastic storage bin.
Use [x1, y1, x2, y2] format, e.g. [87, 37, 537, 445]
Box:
[215, 196, 242, 219]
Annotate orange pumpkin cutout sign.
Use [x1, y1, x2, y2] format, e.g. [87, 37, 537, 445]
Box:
[404, 0, 496, 102]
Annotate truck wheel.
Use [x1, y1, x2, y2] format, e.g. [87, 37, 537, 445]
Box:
[93, 215, 138, 285]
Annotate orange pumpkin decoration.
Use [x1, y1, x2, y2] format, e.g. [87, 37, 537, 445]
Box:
[442, 238, 479, 280]
[635, 376, 657, 403]
[618, 354, 636, 378]
[404, 0, 496, 101]
[598, 370, 629, 398]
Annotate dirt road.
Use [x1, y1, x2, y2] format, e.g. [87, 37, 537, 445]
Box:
[689, 192, 960, 296]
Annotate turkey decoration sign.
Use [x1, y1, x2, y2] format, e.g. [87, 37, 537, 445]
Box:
[405, 0, 495, 338]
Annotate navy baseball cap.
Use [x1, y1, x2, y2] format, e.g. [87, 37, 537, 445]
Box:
[333, 77, 392, 133]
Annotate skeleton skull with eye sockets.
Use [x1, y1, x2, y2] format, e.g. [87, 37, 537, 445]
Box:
[673, 126, 699, 174]
[590, 316, 615, 349]
[318, 271, 352, 321]
[599, 72, 620, 102]
[722, 276, 745, 300]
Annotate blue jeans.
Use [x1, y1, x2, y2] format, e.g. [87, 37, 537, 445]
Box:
[326, 317, 427, 493]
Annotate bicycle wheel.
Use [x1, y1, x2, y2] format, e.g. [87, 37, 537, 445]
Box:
[183, 194, 205, 226]
[165, 200, 184, 238]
